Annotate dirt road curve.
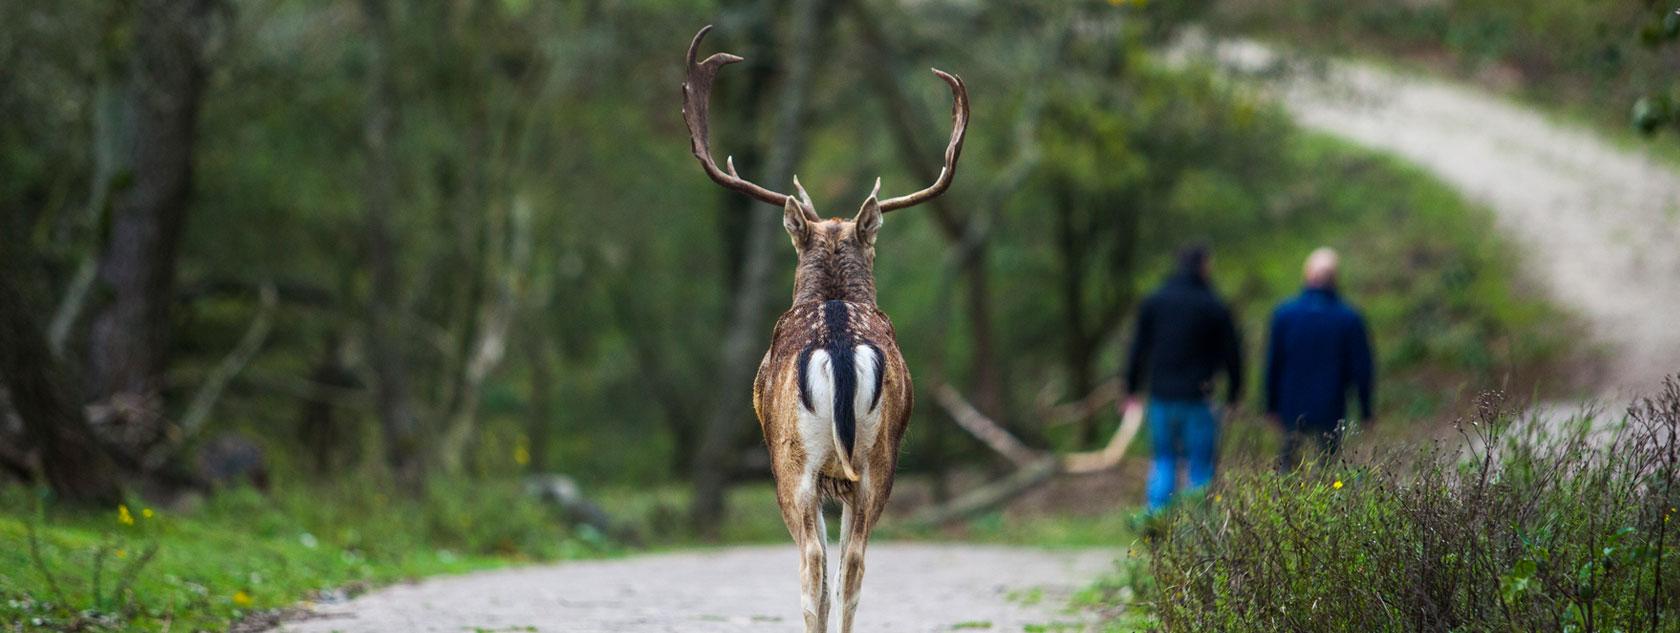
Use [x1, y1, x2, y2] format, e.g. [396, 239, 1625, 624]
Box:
[1178, 36, 1680, 399]
[275, 543, 1114, 632]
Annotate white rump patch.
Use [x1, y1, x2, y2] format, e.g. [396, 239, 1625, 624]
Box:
[853, 345, 881, 415]
[850, 345, 885, 454]
[795, 349, 836, 500]
[802, 349, 835, 416]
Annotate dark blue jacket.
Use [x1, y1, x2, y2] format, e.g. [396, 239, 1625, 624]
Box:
[1264, 287, 1374, 431]
[1125, 272, 1243, 404]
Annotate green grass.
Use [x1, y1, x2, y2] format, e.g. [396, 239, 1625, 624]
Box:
[0, 479, 617, 632]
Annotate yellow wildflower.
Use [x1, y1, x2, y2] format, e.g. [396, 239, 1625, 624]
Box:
[233, 591, 253, 607]
[1332, 480, 1344, 490]
[117, 504, 134, 526]
[514, 444, 530, 467]
[115, 548, 127, 559]
[142, 508, 155, 520]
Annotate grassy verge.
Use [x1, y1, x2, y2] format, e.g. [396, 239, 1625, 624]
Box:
[0, 478, 617, 632]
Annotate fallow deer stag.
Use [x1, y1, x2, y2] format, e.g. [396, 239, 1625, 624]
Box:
[682, 25, 968, 633]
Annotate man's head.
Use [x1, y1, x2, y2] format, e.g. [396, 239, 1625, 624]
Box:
[1303, 247, 1339, 289]
[1177, 242, 1212, 281]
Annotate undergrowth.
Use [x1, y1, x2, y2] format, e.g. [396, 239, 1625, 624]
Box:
[1128, 378, 1680, 631]
[0, 477, 616, 632]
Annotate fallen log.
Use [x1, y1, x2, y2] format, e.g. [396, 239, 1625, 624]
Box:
[905, 384, 1146, 528]
[904, 458, 1059, 528]
[935, 385, 1041, 468]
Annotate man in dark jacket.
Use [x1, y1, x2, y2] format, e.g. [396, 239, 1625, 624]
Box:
[1264, 247, 1375, 471]
[1122, 243, 1243, 511]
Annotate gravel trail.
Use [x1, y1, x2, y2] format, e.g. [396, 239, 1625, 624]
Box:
[276, 543, 1115, 632]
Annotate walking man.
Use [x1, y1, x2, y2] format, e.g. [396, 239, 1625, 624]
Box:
[1264, 247, 1375, 471]
[1121, 243, 1243, 512]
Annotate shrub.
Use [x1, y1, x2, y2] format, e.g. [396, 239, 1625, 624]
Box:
[1147, 378, 1680, 631]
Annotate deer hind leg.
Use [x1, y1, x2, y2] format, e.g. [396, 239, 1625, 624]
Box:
[836, 493, 881, 633]
[785, 491, 830, 633]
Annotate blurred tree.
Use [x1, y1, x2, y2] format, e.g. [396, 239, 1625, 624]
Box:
[358, 0, 426, 486]
[1, 209, 123, 505]
[84, 0, 216, 457]
[691, 0, 834, 536]
[850, 0, 1012, 424]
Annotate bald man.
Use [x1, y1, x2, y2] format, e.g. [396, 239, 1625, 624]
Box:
[1264, 247, 1375, 470]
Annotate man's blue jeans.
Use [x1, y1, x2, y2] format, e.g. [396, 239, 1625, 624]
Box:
[1146, 399, 1219, 511]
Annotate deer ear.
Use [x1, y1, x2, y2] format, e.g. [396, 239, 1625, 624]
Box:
[853, 195, 882, 247]
[783, 196, 809, 247]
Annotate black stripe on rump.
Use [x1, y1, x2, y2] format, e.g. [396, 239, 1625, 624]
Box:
[793, 302, 871, 457]
[823, 301, 858, 456]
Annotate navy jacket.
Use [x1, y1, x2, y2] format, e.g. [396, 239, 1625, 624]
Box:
[1124, 272, 1243, 404]
[1264, 287, 1375, 431]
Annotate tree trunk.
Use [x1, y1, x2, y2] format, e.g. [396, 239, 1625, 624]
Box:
[437, 196, 530, 474]
[524, 327, 556, 473]
[84, 0, 213, 443]
[1, 251, 123, 506]
[1054, 188, 1102, 447]
[690, 0, 830, 536]
[606, 273, 702, 476]
[713, 5, 778, 297]
[849, 2, 1008, 421]
[359, 0, 424, 487]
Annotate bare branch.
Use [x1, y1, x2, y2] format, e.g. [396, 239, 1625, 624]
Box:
[1043, 378, 1123, 428]
[146, 282, 277, 470]
[909, 384, 1147, 527]
[934, 384, 1044, 468]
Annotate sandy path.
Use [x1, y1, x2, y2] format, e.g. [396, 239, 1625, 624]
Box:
[1175, 36, 1680, 400]
[276, 543, 1114, 632]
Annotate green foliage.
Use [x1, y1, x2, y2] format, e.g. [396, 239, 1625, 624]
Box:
[1634, 5, 1680, 137]
[1073, 553, 1159, 632]
[0, 479, 612, 632]
[1, 0, 1577, 494]
[1138, 382, 1680, 632]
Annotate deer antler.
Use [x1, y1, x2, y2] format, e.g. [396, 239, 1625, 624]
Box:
[878, 69, 969, 213]
[683, 25, 818, 220]
[683, 26, 967, 217]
